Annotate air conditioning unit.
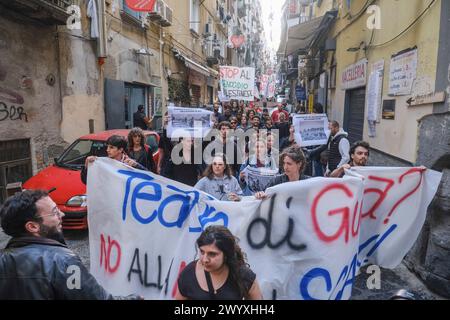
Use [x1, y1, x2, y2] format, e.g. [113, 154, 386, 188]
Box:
[160, 3, 172, 27]
[149, 0, 164, 21]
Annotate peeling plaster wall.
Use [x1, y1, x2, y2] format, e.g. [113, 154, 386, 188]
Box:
[0, 15, 65, 172]
[58, 26, 104, 144]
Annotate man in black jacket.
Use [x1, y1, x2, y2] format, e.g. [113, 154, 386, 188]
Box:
[0, 190, 141, 300]
[133, 105, 151, 130]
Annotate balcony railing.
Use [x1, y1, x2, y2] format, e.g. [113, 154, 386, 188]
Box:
[43, 0, 74, 11]
[0, 0, 79, 25]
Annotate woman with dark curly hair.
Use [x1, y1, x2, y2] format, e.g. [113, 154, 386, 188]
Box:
[175, 225, 262, 300]
[254, 145, 310, 200]
[127, 127, 156, 173]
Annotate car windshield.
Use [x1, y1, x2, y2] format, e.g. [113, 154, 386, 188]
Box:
[57, 140, 107, 169]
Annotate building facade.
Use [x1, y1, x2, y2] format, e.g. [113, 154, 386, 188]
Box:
[279, 0, 450, 297]
[0, 0, 272, 203]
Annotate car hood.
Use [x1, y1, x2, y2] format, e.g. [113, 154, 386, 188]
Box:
[23, 165, 86, 205]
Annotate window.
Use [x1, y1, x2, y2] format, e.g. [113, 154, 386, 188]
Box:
[58, 140, 95, 167]
[122, 0, 142, 21]
[0, 139, 32, 204]
[190, 0, 200, 33]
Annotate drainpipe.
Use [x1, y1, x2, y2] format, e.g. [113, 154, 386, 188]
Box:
[160, 26, 165, 120]
[55, 26, 63, 123]
[96, 0, 107, 58]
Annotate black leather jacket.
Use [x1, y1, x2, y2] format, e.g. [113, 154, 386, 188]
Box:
[0, 237, 135, 300]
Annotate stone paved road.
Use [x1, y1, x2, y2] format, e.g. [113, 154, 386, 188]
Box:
[0, 228, 446, 300]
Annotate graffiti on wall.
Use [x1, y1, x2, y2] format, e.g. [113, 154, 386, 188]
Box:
[0, 86, 28, 122]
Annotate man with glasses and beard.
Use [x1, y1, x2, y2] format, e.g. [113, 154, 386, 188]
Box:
[0, 190, 141, 299]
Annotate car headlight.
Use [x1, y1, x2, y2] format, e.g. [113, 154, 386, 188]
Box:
[66, 195, 87, 207]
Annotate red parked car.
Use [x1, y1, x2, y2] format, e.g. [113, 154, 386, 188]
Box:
[23, 129, 160, 230]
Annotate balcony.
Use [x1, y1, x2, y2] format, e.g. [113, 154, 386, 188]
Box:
[0, 0, 79, 25]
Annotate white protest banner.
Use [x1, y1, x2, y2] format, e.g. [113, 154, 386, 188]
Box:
[293, 114, 330, 147]
[259, 74, 269, 97]
[260, 74, 276, 98]
[218, 89, 230, 102]
[167, 106, 213, 138]
[220, 66, 255, 101]
[254, 85, 260, 99]
[88, 158, 442, 300]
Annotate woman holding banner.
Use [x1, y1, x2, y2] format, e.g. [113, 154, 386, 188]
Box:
[254, 145, 309, 200]
[194, 154, 242, 201]
[175, 225, 263, 300]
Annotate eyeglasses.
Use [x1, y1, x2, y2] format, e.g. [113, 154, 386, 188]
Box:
[37, 207, 63, 219]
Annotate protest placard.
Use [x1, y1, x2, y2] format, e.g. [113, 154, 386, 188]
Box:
[167, 106, 213, 138]
[242, 167, 279, 193]
[293, 114, 330, 147]
[220, 66, 255, 101]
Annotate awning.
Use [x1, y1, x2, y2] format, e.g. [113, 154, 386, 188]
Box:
[207, 67, 219, 78]
[285, 16, 323, 56]
[184, 56, 210, 77]
[173, 49, 216, 77]
[284, 11, 337, 56]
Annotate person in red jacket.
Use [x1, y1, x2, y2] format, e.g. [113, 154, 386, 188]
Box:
[271, 102, 289, 124]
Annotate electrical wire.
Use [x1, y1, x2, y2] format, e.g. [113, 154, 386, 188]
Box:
[348, 0, 372, 20]
[370, 0, 437, 48]
[334, 0, 377, 38]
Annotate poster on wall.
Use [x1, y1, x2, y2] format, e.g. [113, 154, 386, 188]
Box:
[382, 99, 396, 120]
[366, 60, 385, 137]
[388, 47, 418, 96]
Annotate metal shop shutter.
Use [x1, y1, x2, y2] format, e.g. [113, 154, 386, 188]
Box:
[344, 88, 366, 143]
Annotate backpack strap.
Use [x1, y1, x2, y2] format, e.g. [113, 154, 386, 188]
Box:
[204, 270, 216, 300]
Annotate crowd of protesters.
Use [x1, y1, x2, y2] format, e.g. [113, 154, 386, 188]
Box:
[0, 97, 373, 301]
[155, 99, 371, 202]
[77, 98, 370, 202]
